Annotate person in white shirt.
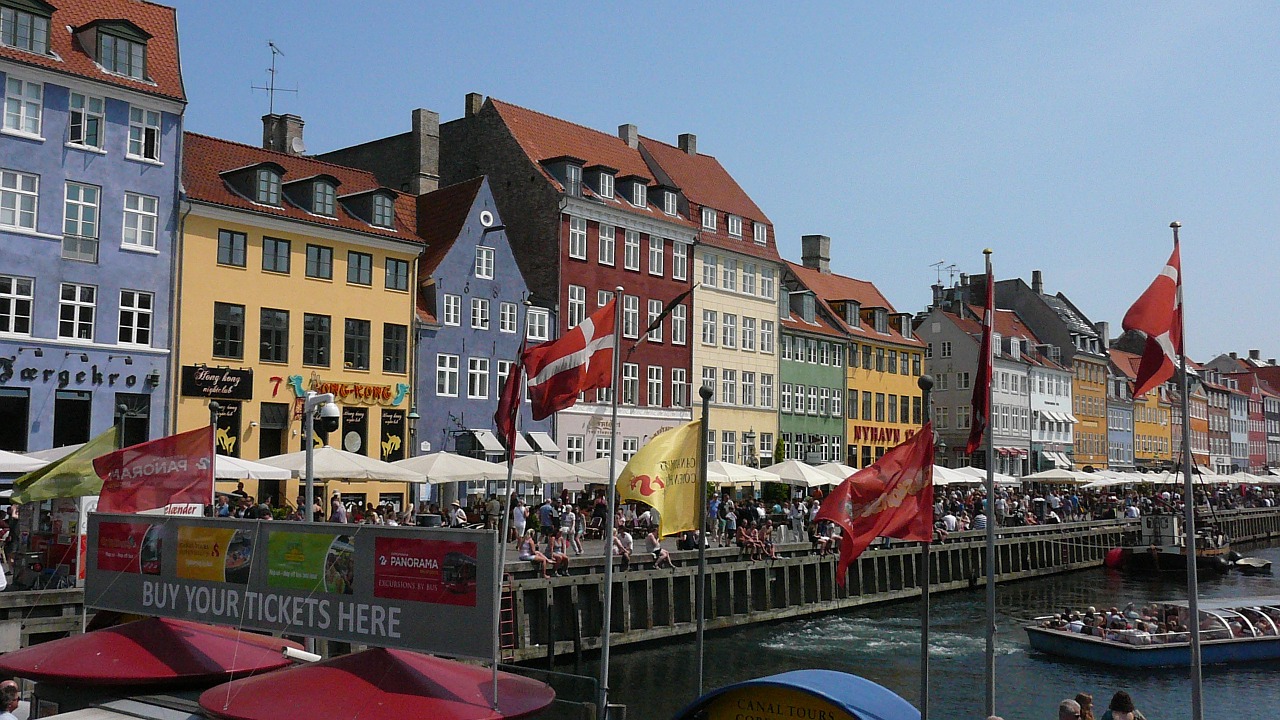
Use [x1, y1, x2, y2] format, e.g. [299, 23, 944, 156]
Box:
[942, 512, 959, 533]
[449, 501, 468, 527]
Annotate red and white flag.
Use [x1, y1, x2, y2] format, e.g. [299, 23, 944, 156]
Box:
[817, 424, 935, 586]
[523, 299, 616, 421]
[93, 426, 215, 513]
[494, 340, 526, 462]
[965, 259, 994, 455]
[1122, 243, 1181, 398]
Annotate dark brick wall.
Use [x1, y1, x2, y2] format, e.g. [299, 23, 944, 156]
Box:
[317, 133, 415, 191]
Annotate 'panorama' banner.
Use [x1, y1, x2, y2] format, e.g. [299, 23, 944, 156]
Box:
[86, 515, 496, 659]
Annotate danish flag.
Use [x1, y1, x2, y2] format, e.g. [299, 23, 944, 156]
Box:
[1122, 243, 1182, 398]
[522, 299, 616, 421]
[965, 259, 994, 455]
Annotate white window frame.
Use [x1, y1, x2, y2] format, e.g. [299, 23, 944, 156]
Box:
[741, 263, 756, 295]
[63, 182, 99, 262]
[565, 436, 585, 464]
[470, 297, 490, 330]
[68, 92, 105, 150]
[663, 190, 677, 216]
[499, 302, 517, 333]
[647, 298, 663, 342]
[436, 354, 459, 397]
[474, 246, 495, 279]
[127, 106, 161, 162]
[741, 316, 756, 352]
[622, 437, 639, 462]
[721, 369, 736, 406]
[632, 183, 646, 208]
[117, 289, 153, 346]
[527, 308, 550, 341]
[701, 207, 716, 231]
[760, 374, 774, 409]
[568, 216, 587, 259]
[468, 357, 490, 399]
[565, 164, 582, 196]
[597, 289, 613, 308]
[624, 230, 641, 271]
[0, 274, 34, 336]
[598, 172, 614, 199]
[672, 368, 688, 407]
[0, 169, 38, 231]
[701, 253, 717, 287]
[760, 267, 775, 299]
[721, 313, 736, 349]
[598, 224, 615, 266]
[648, 236, 664, 276]
[722, 258, 737, 292]
[121, 192, 157, 250]
[760, 320, 775, 354]
[701, 310, 717, 346]
[3, 76, 42, 137]
[754, 222, 768, 245]
[622, 363, 639, 405]
[741, 371, 755, 407]
[702, 367, 717, 403]
[727, 214, 743, 238]
[58, 282, 96, 340]
[671, 304, 687, 345]
[647, 365, 663, 406]
[568, 285, 586, 328]
[622, 294, 639, 338]
[830, 385, 842, 416]
[442, 294, 461, 326]
[673, 242, 688, 281]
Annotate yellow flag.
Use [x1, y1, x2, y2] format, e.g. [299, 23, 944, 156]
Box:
[617, 420, 702, 537]
[12, 427, 117, 504]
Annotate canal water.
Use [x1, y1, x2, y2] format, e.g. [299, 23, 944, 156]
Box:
[593, 544, 1280, 719]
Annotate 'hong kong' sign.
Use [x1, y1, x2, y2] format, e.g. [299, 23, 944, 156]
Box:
[181, 366, 253, 400]
[86, 515, 496, 659]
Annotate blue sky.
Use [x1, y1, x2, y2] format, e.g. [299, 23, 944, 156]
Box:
[169, 1, 1278, 360]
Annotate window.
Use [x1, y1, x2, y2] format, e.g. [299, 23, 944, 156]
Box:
[760, 374, 774, 408]
[875, 393, 885, 422]
[371, 195, 395, 227]
[937, 373, 949, 391]
[760, 267, 775, 299]
[436, 354, 459, 396]
[126, 107, 161, 161]
[598, 172, 613, 199]
[3, 76, 41, 136]
[499, 302, 518, 333]
[862, 391, 872, 421]
[807, 386, 818, 415]
[0, 169, 37, 230]
[671, 304, 687, 344]
[722, 369, 737, 405]
[568, 285, 585, 328]
[527, 308, 550, 341]
[912, 353, 922, 375]
[727, 214, 742, 238]
[722, 431, 736, 463]
[306, 244, 333, 279]
[61, 182, 99, 262]
[781, 383, 793, 413]
[741, 317, 756, 351]
[647, 298, 663, 342]
[820, 342, 830, 365]
[664, 190, 677, 215]
[940, 341, 952, 358]
[832, 387, 842, 417]
[212, 302, 243, 358]
[702, 367, 717, 403]
[623, 294, 639, 338]
[442, 294, 461, 326]
[99, 31, 146, 80]
[754, 222, 768, 245]
[622, 437, 640, 461]
[497, 360, 513, 392]
[215, 229, 246, 267]
[565, 164, 582, 196]
[958, 372, 971, 390]
[833, 344, 844, 366]
[119, 192, 158, 250]
[598, 224, 615, 266]
[597, 290, 614, 308]
[741, 263, 756, 295]
[820, 387, 829, 415]
[259, 308, 288, 362]
[1, 5, 50, 54]
[622, 363, 639, 404]
[701, 310, 717, 345]
[69, 92, 104, 149]
[875, 347, 885, 371]
[347, 251, 372, 285]
[648, 236, 664, 276]
[312, 182, 336, 216]
[887, 350, 898, 374]
[702, 253, 718, 287]
[303, 314, 330, 366]
[468, 357, 490, 399]
[862, 344, 872, 369]
[624, 230, 641, 271]
[344, 319, 371, 370]
[760, 320, 775, 354]
[722, 258, 737, 291]
[383, 323, 407, 373]
[807, 339, 818, 364]
[888, 393, 898, 423]
[741, 371, 755, 407]
[632, 183, 646, 208]
[672, 242, 688, 281]
[259, 235, 290, 271]
[721, 313, 736, 348]
[701, 207, 716, 231]
[647, 366, 663, 406]
[0, 275, 32, 335]
[672, 368, 688, 407]
[568, 217, 587, 259]
[463, 298, 487, 330]
[565, 435, 585, 463]
[385, 258, 409, 290]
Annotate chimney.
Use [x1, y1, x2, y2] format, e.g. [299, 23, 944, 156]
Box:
[931, 284, 944, 309]
[1230, 352, 1238, 359]
[410, 108, 440, 194]
[465, 92, 484, 118]
[1094, 321, 1109, 347]
[1249, 349, 1261, 361]
[678, 133, 697, 155]
[1031, 269, 1044, 295]
[959, 273, 969, 287]
[801, 234, 831, 273]
[1269, 359, 1276, 366]
[262, 113, 305, 155]
[618, 124, 638, 149]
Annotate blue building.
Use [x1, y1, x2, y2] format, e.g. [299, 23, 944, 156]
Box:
[414, 178, 553, 498]
[0, 0, 185, 451]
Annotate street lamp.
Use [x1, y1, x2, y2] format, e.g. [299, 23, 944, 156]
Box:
[743, 429, 757, 467]
[303, 391, 339, 522]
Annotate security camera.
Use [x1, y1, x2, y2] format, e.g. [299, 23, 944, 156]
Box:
[318, 402, 341, 434]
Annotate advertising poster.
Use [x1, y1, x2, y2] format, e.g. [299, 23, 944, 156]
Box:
[267, 531, 355, 594]
[176, 525, 254, 583]
[96, 521, 156, 574]
[373, 536, 478, 606]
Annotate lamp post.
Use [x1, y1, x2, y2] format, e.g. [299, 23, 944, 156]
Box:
[743, 429, 757, 468]
[302, 391, 338, 523]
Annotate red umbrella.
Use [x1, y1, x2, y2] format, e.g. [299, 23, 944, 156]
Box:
[0, 617, 300, 686]
[199, 648, 555, 720]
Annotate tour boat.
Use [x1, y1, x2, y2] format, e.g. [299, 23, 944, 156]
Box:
[1104, 514, 1232, 576]
[1026, 596, 1280, 668]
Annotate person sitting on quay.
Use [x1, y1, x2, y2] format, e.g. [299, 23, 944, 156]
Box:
[517, 529, 551, 579]
[546, 528, 570, 577]
[646, 525, 674, 570]
[760, 519, 778, 561]
[614, 527, 634, 571]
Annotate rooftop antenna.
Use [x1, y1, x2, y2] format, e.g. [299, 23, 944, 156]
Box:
[945, 263, 958, 285]
[251, 41, 298, 115]
[929, 260, 946, 285]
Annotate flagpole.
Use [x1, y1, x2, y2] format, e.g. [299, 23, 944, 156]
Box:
[695, 385, 712, 697]
[917, 374, 934, 720]
[1170, 221, 1203, 720]
[598, 286, 624, 719]
[981, 249, 997, 719]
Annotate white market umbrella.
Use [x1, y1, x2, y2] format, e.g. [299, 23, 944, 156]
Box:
[932, 465, 972, 486]
[215, 455, 294, 480]
[705, 461, 782, 487]
[24, 444, 84, 462]
[576, 457, 616, 479]
[0, 449, 46, 474]
[815, 462, 859, 481]
[1022, 468, 1093, 485]
[513, 453, 605, 490]
[392, 452, 530, 485]
[955, 465, 1022, 486]
[761, 460, 837, 488]
[257, 446, 423, 482]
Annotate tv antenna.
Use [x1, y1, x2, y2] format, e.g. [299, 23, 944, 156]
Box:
[929, 260, 946, 285]
[251, 41, 298, 115]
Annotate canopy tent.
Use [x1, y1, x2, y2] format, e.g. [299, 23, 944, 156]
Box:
[391, 452, 530, 485]
[0, 617, 300, 686]
[705, 461, 782, 487]
[932, 465, 973, 486]
[1022, 467, 1094, 485]
[953, 465, 1022, 487]
[815, 462, 858, 481]
[575, 457, 616, 479]
[256, 446, 423, 482]
[199, 647, 555, 720]
[214, 455, 294, 480]
[760, 460, 836, 488]
[0, 449, 46, 474]
[512, 453, 605, 491]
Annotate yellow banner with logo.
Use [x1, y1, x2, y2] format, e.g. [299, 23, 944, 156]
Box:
[617, 420, 702, 537]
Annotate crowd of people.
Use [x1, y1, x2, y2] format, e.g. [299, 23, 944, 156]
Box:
[1041, 600, 1280, 644]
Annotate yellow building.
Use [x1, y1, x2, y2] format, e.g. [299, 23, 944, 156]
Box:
[1072, 355, 1110, 469]
[173, 129, 423, 510]
[1112, 348, 1173, 470]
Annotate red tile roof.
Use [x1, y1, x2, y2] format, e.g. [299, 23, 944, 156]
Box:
[1109, 348, 1141, 381]
[182, 133, 420, 245]
[0, 0, 185, 102]
[780, 309, 845, 339]
[787, 261, 922, 347]
[416, 177, 484, 276]
[947, 309, 1063, 369]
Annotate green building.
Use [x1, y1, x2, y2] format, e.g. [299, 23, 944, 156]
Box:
[777, 276, 848, 464]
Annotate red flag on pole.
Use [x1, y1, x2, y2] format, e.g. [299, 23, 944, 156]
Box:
[523, 299, 616, 421]
[816, 424, 935, 586]
[93, 426, 216, 513]
[495, 340, 526, 463]
[965, 261, 994, 454]
[1122, 243, 1182, 398]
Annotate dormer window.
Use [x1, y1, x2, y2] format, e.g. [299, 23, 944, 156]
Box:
[372, 194, 394, 228]
[754, 222, 768, 245]
[872, 308, 888, 334]
[663, 190, 677, 216]
[1011, 339, 1021, 360]
[1, 1, 52, 55]
[256, 168, 281, 205]
[993, 332, 1002, 356]
[701, 207, 716, 231]
[565, 164, 582, 197]
[101, 32, 145, 79]
[843, 301, 860, 328]
[313, 181, 336, 216]
[598, 172, 614, 199]
[727, 215, 743, 238]
[632, 183, 646, 208]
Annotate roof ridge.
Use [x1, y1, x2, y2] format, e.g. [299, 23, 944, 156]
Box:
[786, 260, 876, 289]
[490, 98, 636, 152]
[184, 131, 401, 192]
[638, 134, 719, 161]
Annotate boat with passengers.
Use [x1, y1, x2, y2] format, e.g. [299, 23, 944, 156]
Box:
[1026, 595, 1280, 667]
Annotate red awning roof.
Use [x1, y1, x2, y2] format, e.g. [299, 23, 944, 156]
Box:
[0, 617, 300, 686]
[199, 648, 555, 720]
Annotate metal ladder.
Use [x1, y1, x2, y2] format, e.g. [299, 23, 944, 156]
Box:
[499, 574, 517, 661]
